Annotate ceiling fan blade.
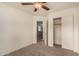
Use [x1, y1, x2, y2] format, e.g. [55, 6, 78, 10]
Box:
[42, 5, 50, 11]
[41, 2, 47, 3]
[34, 7, 37, 12]
[21, 3, 33, 5]
[34, 2, 46, 3]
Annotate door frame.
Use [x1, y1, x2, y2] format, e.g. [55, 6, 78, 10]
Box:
[53, 17, 62, 47]
[33, 17, 48, 45]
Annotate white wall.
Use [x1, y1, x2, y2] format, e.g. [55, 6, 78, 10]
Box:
[62, 15, 73, 50]
[48, 7, 79, 53]
[0, 3, 33, 55]
[48, 15, 53, 46]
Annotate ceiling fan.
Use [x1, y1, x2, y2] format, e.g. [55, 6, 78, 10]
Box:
[21, 2, 50, 12]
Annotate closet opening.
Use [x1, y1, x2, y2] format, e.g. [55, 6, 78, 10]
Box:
[53, 17, 62, 48]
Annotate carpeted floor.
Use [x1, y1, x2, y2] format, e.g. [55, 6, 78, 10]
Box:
[5, 41, 78, 56]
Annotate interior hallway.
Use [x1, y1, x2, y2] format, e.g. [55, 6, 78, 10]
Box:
[5, 41, 78, 56]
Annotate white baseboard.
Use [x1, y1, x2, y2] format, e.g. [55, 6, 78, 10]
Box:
[0, 42, 33, 56]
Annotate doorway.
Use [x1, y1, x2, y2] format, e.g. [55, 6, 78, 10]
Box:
[37, 21, 43, 43]
[53, 17, 62, 48]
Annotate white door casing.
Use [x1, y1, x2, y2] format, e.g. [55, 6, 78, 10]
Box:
[33, 16, 48, 45]
[43, 20, 48, 45]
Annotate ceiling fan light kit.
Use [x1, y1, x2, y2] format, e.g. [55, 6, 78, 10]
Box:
[34, 3, 42, 9]
[21, 2, 50, 12]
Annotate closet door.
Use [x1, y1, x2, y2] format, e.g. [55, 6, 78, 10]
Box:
[62, 15, 74, 50]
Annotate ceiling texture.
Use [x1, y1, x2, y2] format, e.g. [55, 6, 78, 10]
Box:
[3, 2, 79, 16]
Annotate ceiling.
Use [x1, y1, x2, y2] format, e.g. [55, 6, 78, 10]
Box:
[3, 2, 79, 16]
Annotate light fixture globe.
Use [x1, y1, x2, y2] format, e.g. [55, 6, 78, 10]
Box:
[34, 3, 42, 9]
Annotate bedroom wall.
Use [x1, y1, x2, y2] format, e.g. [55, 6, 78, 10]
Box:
[48, 7, 79, 53]
[0, 3, 33, 55]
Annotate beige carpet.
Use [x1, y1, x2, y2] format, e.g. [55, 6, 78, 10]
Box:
[5, 41, 78, 56]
